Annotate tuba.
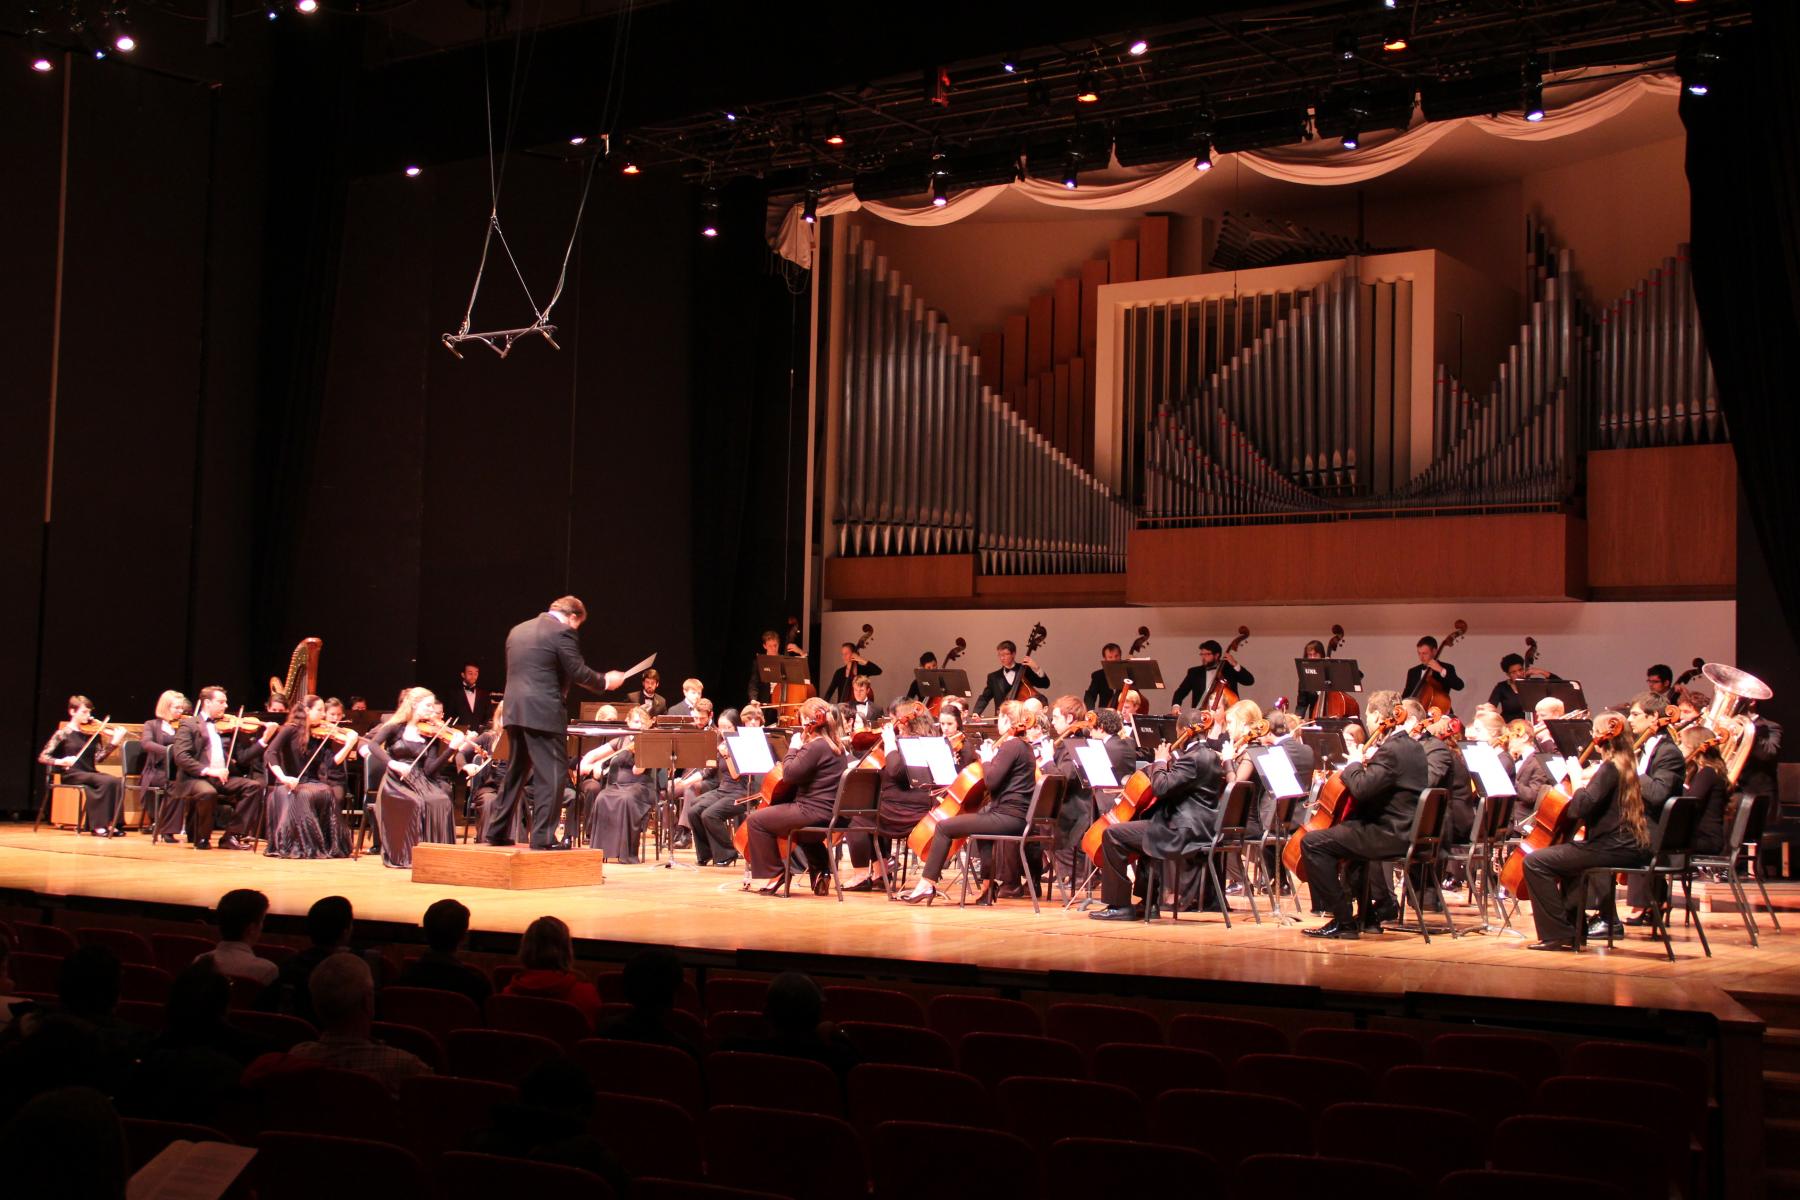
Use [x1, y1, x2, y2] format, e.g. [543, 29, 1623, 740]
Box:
[1700, 662, 1772, 785]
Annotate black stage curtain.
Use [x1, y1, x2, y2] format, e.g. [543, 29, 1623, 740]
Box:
[1682, 8, 1800, 663]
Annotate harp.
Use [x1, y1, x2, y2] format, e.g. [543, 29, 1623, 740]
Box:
[270, 638, 323, 708]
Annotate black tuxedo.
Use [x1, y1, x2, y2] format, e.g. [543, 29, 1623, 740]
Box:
[490, 612, 607, 849]
[1302, 731, 1429, 921]
[169, 716, 264, 845]
[1737, 717, 1783, 808]
[1402, 661, 1464, 703]
[1636, 734, 1686, 807]
[1084, 668, 1115, 711]
[1512, 751, 1555, 824]
[447, 684, 492, 728]
[974, 664, 1050, 714]
[823, 661, 882, 704]
[629, 690, 668, 717]
[1170, 661, 1255, 709]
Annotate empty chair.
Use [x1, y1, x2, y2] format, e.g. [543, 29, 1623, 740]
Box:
[253, 1132, 429, 1200]
[1045, 1137, 1219, 1200]
[16, 923, 78, 956]
[1491, 1115, 1667, 1200]
[871, 1121, 1039, 1200]
[1230, 1053, 1375, 1118]
[1317, 1102, 1484, 1185]
[705, 1105, 867, 1200]
[848, 1064, 992, 1135]
[441, 1151, 615, 1200]
[249, 1067, 397, 1138]
[379, 985, 483, 1042]
[152, 932, 216, 979]
[1150, 1089, 1310, 1169]
[1295, 1028, 1426, 1079]
[823, 985, 925, 1027]
[76, 927, 155, 965]
[706, 1051, 841, 1116]
[371, 1021, 447, 1073]
[1046, 1003, 1163, 1059]
[572, 1039, 704, 1117]
[1379, 1065, 1528, 1143]
[398, 1075, 516, 1166]
[8, 951, 63, 994]
[1092, 1043, 1224, 1104]
[596, 970, 702, 1013]
[1429, 1033, 1560, 1090]
[597, 1003, 706, 1047]
[447, 1029, 565, 1086]
[927, 994, 1042, 1044]
[959, 1033, 1085, 1090]
[118, 963, 175, 1004]
[838, 1021, 955, 1071]
[586, 1092, 700, 1180]
[229, 1010, 317, 1051]
[703, 977, 770, 1016]
[486, 993, 593, 1050]
[996, 1077, 1142, 1151]
[122, 1118, 232, 1171]
[706, 1010, 772, 1049]
[1238, 1153, 1420, 1199]
[1437, 1169, 1630, 1200]
[1167, 1013, 1288, 1064]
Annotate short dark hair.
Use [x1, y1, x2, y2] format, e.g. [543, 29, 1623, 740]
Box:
[1199, 640, 1222, 655]
[67, 694, 94, 714]
[918, 652, 937, 666]
[622, 949, 684, 1013]
[1647, 664, 1673, 683]
[1096, 708, 1123, 735]
[764, 971, 824, 1035]
[422, 899, 470, 953]
[1500, 653, 1525, 672]
[305, 896, 354, 946]
[996, 640, 1017, 654]
[1632, 692, 1670, 718]
[549, 596, 587, 620]
[216, 889, 269, 941]
[167, 959, 229, 1033]
[1304, 640, 1326, 656]
[841, 642, 857, 653]
[462, 661, 479, 671]
[1417, 636, 1439, 651]
[198, 685, 227, 706]
[1102, 642, 1122, 655]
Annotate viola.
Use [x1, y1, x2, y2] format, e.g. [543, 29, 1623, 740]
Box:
[1079, 712, 1215, 866]
[1410, 619, 1468, 716]
[1282, 710, 1403, 881]
[213, 714, 268, 734]
[309, 720, 358, 747]
[1498, 715, 1623, 894]
[1200, 626, 1250, 715]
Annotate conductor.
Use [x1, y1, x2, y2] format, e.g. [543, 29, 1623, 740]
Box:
[486, 596, 628, 850]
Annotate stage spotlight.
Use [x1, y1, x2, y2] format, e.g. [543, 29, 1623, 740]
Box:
[1001, 55, 1017, 73]
[404, 165, 422, 177]
[824, 114, 845, 146]
[701, 189, 720, 238]
[1334, 30, 1357, 61]
[295, 0, 318, 12]
[1382, 23, 1407, 52]
[1194, 139, 1213, 171]
[1523, 83, 1545, 121]
[1127, 36, 1148, 57]
[931, 175, 948, 206]
[802, 189, 819, 223]
[106, 11, 136, 52]
[1342, 127, 1360, 150]
[1681, 32, 1721, 97]
[568, 135, 587, 146]
[621, 161, 641, 175]
[1062, 156, 1078, 189]
[1075, 70, 1098, 104]
[1382, 0, 1397, 7]
[723, 111, 737, 122]
[28, 22, 54, 72]
[265, 5, 280, 19]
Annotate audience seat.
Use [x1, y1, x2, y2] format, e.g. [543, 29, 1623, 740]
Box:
[1428, 1033, 1561, 1090]
[1378, 1064, 1528, 1143]
[119, 963, 175, 1004]
[1436, 1169, 1630, 1200]
[1091, 1043, 1224, 1104]
[121, 1118, 234, 1172]
[705, 1010, 770, 1049]
[253, 1132, 429, 1200]
[1167, 1013, 1288, 1064]
[837, 1021, 955, 1071]
[1045, 1003, 1162, 1059]
[586, 1092, 700, 1180]
[701, 977, 770, 1017]
[927, 994, 1042, 1044]
[1150, 1088, 1310, 1169]
[822, 985, 925, 1027]
[958, 1033, 1085, 1090]
[1316, 1102, 1485, 1185]
[151, 932, 216, 979]
[379, 986, 482, 1041]
[1238, 1152, 1421, 1199]
[995, 1077, 1142, 1151]
[633, 1179, 786, 1200]
[15, 923, 79, 957]
[573, 1038, 705, 1117]
[1045, 1137, 1218, 1200]
[228, 1010, 316, 1051]
[486, 993, 593, 1049]
[249, 1065, 396, 1138]
[705, 1105, 867, 1200]
[440, 1151, 615, 1200]
[447, 1029, 565, 1086]
[76, 927, 155, 965]
[398, 1075, 517, 1167]
[706, 1051, 841, 1116]
[371, 1020, 447, 1072]
[847, 1064, 992, 1136]
[1294, 1027, 1426, 1078]
[870, 1121, 1038, 1200]
[1490, 1115, 1668, 1200]
[1229, 1052, 1375, 1118]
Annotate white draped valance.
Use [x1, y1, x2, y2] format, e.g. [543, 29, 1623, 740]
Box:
[775, 73, 1680, 269]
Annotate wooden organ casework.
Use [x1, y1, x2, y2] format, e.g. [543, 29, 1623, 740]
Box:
[820, 217, 1731, 606]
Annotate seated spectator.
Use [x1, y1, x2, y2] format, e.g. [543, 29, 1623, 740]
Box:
[288, 954, 431, 1095]
[200, 888, 278, 987]
[503, 917, 600, 1029]
[471, 1059, 628, 1191]
[0, 1086, 129, 1200]
[593, 949, 698, 1059]
[278, 895, 354, 1025]
[723, 972, 856, 1080]
[395, 899, 492, 1008]
[118, 960, 264, 1125]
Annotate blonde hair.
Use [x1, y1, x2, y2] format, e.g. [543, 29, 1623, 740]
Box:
[393, 687, 435, 727]
[682, 678, 703, 693]
[518, 915, 574, 972]
[794, 696, 844, 752]
[1225, 699, 1263, 728]
[155, 690, 190, 722]
[998, 699, 1029, 732]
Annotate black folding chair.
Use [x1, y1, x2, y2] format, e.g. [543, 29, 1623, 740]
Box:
[1194, 781, 1260, 927]
[1584, 794, 1711, 961]
[960, 774, 1068, 913]
[786, 767, 883, 900]
[1363, 787, 1457, 941]
[1691, 793, 1781, 946]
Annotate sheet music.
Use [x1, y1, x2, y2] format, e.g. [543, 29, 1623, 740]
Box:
[1074, 743, 1119, 789]
[1252, 745, 1307, 798]
[900, 737, 958, 786]
[881, 724, 898, 753]
[619, 653, 657, 679]
[724, 730, 774, 774]
[1461, 742, 1517, 798]
[1545, 756, 1569, 785]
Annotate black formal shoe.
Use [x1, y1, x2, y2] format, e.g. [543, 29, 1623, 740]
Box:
[193, 839, 212, 850]
[90, 828, 110, 838]
[1623, 912, 1651, 927]
[972, 880, 999, 906]
[1528, 938, 1578, 952]
[1360, 905, 1400, 930]
[485, 838, 516, 848]
[754, 878, 784, 896]
[1089, 905, 1145, 922]
[218, 835, 246, 851]
[672, 829, 693, 850]
[1304, 919, 1361, 940]
[842, 877, 879, 893]
[998, 884, 1033, 899]
[811, 871, 832, 896]
[1585, 918, 1624, 940]
[901, 886, 936, 905]
[542, 843, 570, 851]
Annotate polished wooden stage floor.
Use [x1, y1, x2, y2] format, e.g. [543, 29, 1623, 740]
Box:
[0, 826, 1788, 1031]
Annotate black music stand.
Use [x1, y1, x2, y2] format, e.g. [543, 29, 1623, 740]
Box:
[1513, 678, 1586, 714]
[1295, 659, 1362, 708]
[757, 655, 813, 707]
[1300, 726, 1350, 767]
[912, 669, 973, 704]
[634, 730, 719, 868]
[1542, 718, 1594, 759]
[1103, 660, 1164, 696]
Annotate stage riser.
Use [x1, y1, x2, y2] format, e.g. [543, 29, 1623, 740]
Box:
[410, 843, 606, 890]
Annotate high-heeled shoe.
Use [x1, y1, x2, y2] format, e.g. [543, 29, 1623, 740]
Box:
[972, 880, 999, 907]
[753, 877, 784, 896]
[811, 871, 832, 896]
[901, 885, 936, 905]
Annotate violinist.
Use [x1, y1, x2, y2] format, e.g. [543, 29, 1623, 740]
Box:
[367, 688, 466, 868]
[1084, 644, 1124, 711]
[843, 705, 938, 892]
[671, 699, 719, 850]
[1170, 640, 1255, 713]
[824, 642, 882, 704]
[1522, 712, 1653, 951]
[689, 707, 759, 868]
[1087, 706, 1227, 922]
[583, 706, 656, 861]
[938, 703, 979, 771]
[1236, 708, 1315, 887]
[902, 700, 1037, 906]
[38, 695, 128, 836]
[1487, 654, 1555, 724]
[142, 690, 189, 844]
[264, 695, 352, 859]
[169, 686, 266, 850]
[746, 697, 847, 896]
[462, 703, 510, 841]
[973, 641, 1049, 716]
[1403, 636, 1463, 708]
[1295, 640, 1327, 715]
[1628, 693, 1687, 808]
[1301, 691, 1429, 940]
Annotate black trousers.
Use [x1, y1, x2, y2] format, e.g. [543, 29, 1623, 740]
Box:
[62, 770, 123, 832]
[488, 726, 567, 849]
[1523, 840, 1647, 942]
[688, 790, 742, 864]
[1301, 822, 1411, 920]
[920, 809, 1026, 882]
[746, 802, 832, 879]
[181, 776, 264, 844]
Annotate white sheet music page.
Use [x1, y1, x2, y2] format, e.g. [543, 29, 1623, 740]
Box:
[725, 730, 775, 774]
[1074, 743, 1119, 788]
[900, 737, 958, 785]
[1462, 742, 1518, 797]
[1253, 745, 1307, 798]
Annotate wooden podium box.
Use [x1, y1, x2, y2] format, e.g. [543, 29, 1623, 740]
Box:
[411, 843, 605, 890]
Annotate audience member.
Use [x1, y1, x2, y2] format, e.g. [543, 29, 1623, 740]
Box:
[593, 949, 698, 1058]
[723, 971, 856, 1080]
[503, 916, 601, 1028]
[0, 1086, 129, 1200]
[200, 888, 279, 986]
[118, 960, 263, 1125]
[288, 953, 431, 1095]
[471, 1060, 629, 1191]
[395, 899, 492, 1007]
[278, 895, 355, 1024]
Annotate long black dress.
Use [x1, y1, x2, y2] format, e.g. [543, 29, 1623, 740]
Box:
[368, 721, 458, 868]
[43, 727, 124, 832]
[263, 723, 348, 860]
[585, 744, 656, 862]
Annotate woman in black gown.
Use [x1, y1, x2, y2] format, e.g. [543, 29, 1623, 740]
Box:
[264, 695, 353, 859]
[38, 695, 128, 836]
[744, 697, 850, 896]
[142, 690, 189, 844]
[902, 700, 1037, 905]
[583, 706, 656, 861]
[368, 688, 466, 868]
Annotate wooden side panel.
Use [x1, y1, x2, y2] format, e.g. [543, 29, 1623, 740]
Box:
[1137, 215, 1170, 281]
[1003, 314, 1028, 393]
[824, 553, 977, 603]
[978, 330, 1003, 393]
[1053, 276, 1081, 364]
[1587, 445, 1736, 598]
[1080, 258, 1109, 359]
[1053, 364, 1071, 456]
[1108, 239, 1139, 285]
[1028, 292, 1054, 377]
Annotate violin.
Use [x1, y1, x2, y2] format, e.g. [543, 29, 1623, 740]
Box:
[1200, 627, 1250, 715]
[413, 715, 470, 747]
[1314, 623, 1360, 720]
[1014, 623, 1048, 703]
[73, 718, 130, 738]
[213, 714, 268, 734]
[1079, 711, 1216, 866]
[309, 720, 358, 747]
[1410, 619, 1468, 716]
[1282, 708, 1404, 881]
[1499, 714, 1624, 894]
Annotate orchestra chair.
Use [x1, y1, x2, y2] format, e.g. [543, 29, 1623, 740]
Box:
[35, 762, 90, 832]
[703, 976, 770, 1016]
[1533, 1076, 1699, 1198]
[351, 752, 387, 859]
[228, 1010, 316, 1051]
[706, 1051, 841, 1117]
[822, 985, 925, 1027]
[1362, 787, 1457, 941]
[1316, 1102, 1485, 1186]
[1257, 789, 1308, 921]
[16, 922, 79, 957]
[927, 994, 1042, 1044]
[1238, 1153, 1421, 1200]
[634, 1181, 785, 1200]
[152, 931, 214, 978]
[446, 1029, 565, 1086]
[1690, 792, 1781, 945]
[1293, 1028, 1425, 1079]
[121, 1118, 233, 1173]
[1427, 1032, 1561, 1091]
[704, 1009, 771, 1051]
[573, 1039, 705, 1116]
[370, 1020, 446, 1073]
[1166, 1013, 1288, 1065]
[1490, 1115, 1668, 1200]
[781, 767, 882, 900]
[1190, 780, 1261, 925]
[996, 1077, 1142, 1152]
[1092, 1043, 1224, 1104]
[585, 1092, 701, 1179]
[1444, 792, 1521, 934]
[837, 1021, 956, 1070]
[1045, 1002, 1162, 1061]
[397, 1076, 517, 1170]
[485, 993, 593, 1049]
[377, 985, 482, 1043]
[248, 1067, 396, 1138]
[1580, 794, 1710, 960]
[847, 1064, 991, 1137]
[1436, 1169, 1630, 1200]
[1046, 1138, 1219, 1200]
[958, 774, 1067, 912]
[119, 739, 157, 832]
[1377, 1065, 1527, 1144]
[252, 1133, 429, 1200]
[870, 1122, 1039, 1200]
[1150, 1089, 1311, 1169]
[77, 926, 156, 966]
[440, 1152, 614, 1200]
[1229, 1053, 1375, 1120]
[705, 1106, 867, 1200]
[958, 1033, 1085, 1091]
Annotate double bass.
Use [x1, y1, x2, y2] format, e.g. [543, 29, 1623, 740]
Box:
[1281, 709, 1404, 881]
[1497, 714, 1622, 894]
[1014, 623, 1049, 703]
[928, 637, 967, 718]
[1313, 624, 1359, 720]
[773, 616, 815, 715]
[1128, 626, 1152, 657]
[1410, 619, 1468, 716]
[1080, 712, 1215, 866]
[1200, 627, 1250, 716]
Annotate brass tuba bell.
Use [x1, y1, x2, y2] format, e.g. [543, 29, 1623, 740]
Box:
[1700, 663, 1773, 785]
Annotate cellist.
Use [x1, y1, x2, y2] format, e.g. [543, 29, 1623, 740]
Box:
[902, 700, 1036, 906]
[1045, 696, 1100, 896]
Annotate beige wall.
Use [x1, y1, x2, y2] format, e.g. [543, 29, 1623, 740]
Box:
[1521, 135, 1690, 304]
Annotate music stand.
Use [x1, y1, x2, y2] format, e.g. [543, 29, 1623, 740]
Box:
[757, 655, 813, 709]
[1296, 658, 1361, 704]
[912, 669, 973, 703]
[1103, 660, 1164, 694]
[1134, 714, 1177, 758]
[634, 730, 719, 869]
[1549, 679, 1586, 712]
[1300, 727, 1349, 766]
[1542, 718, 1593, 759]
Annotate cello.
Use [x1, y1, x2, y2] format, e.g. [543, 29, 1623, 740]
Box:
[1080, 712, 1215, 866]
[907, 757, 990, 863]
[1281, 709, 1404, 881]
[1200, 627, 1250, 717]
[1314, 624, 1360, 719]
[1497, 714, 1622, 894]
[1410, 619, 1468, 716]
